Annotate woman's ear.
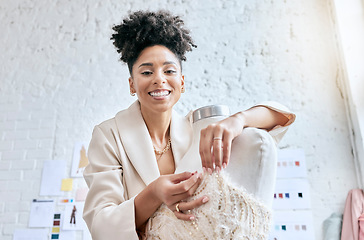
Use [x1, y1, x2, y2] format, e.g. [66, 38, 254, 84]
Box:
[129, 77, 136, 95]
[181, 75, 185, 92]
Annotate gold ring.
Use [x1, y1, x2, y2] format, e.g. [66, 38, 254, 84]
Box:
[213, 137, 222, 140]
[176, 203, 180, 212]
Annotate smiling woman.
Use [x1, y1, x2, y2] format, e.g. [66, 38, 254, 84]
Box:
[82, 10, 295, 240]
[129, 45, 185, 117]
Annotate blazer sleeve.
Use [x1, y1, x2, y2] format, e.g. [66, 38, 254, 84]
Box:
[252, 101, 296, 144]
[83, 125, 139, 240]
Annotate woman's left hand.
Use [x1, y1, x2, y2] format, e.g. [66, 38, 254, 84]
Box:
[199, 113, 246, 173]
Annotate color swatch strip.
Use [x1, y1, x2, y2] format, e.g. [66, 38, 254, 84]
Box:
[275, 224, 308, 231]
[274, 192, 304, 199]
[51, 213, 61, 239]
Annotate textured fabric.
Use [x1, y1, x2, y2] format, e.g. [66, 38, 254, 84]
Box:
[323, 213, 342, 240]
[145, 172, 272, 240]
[83, 100, 295, 240]
[359, 214, 364, 240]
[341, 189, 364, 240]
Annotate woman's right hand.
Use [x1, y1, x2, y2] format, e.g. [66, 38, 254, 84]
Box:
[152, 171, 209, 221]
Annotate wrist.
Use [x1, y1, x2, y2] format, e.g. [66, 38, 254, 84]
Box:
[149, 179, 163, 206]
[231, 112, 247, 130]
[134, 179, 163, 229]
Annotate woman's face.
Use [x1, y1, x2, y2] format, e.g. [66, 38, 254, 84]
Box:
[129, 45, 184, 115]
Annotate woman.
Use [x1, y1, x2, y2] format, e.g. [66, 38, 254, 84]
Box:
[83, 10, 295, 240]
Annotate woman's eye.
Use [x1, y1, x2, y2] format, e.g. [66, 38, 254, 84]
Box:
[165, 70, 177, 74]
[141, 71, 152, 75]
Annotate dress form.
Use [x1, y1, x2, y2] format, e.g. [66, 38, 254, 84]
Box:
[175, 105, 277, 207]
[145, 105, 277, 239]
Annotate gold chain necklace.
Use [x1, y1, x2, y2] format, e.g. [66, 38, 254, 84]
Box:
[153, 138, 171, 160]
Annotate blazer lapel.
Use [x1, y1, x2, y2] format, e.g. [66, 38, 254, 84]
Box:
[170, 110, 193, 171]
[115, 101, 160, 186]
[114, 101, 194, 185]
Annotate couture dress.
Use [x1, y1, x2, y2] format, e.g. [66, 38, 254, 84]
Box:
[145, 172, 272, 239]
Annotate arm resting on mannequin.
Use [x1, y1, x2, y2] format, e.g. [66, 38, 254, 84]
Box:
[235, 105, 290, 131]
[199, 104, 293, 171]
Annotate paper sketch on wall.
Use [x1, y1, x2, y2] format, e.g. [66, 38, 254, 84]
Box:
[71, 142, 89, 177]
[28, 199, 54, 227]
[62, 202, 87, 231]
[70, 205, 77, 225]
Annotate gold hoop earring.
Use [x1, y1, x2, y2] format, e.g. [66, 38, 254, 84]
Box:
[181, 88, 185, 93]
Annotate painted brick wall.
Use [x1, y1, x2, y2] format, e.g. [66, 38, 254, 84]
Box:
[0, 0, 358, 239]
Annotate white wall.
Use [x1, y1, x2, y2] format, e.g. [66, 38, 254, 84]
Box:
[0, 0, 358, 239]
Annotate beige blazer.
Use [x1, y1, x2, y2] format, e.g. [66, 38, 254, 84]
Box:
[83, 101, 295, 240]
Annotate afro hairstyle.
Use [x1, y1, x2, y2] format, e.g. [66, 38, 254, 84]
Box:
[111, 10, 197, 74]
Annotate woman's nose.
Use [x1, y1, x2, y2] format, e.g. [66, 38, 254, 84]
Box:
[153, 71, 166, 84]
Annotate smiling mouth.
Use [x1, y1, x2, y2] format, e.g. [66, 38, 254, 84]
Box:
[148, 90, 171, 97]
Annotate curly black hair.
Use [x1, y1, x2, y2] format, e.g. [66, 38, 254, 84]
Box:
[111, 10, 197, 74]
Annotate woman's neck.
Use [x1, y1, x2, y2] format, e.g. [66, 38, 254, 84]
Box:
[140, 106, 172, 146]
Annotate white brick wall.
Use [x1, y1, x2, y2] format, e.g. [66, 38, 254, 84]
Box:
[0, 0, 358, 239]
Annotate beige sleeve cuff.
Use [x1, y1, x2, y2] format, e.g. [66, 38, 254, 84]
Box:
[252, 101, 296, 144]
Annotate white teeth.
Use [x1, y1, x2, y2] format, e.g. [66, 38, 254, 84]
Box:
[150, 91, 170, 97]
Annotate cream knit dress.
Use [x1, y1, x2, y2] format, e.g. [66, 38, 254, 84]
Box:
[144, 171, 272, 240]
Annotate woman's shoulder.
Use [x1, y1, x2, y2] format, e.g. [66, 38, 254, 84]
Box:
[96, 101, 140, 133]
[96, 117, 117, 133]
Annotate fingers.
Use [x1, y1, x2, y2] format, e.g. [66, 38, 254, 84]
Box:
[221, 132, 233, 168]
[200, 123, 233, 172]
[174, 176, 201, 201]
[173, 196, 210, 221]
[172, 172, 202, 196]
[179, 196, 209, 212]
[169, 171, 194, 183]
[199, 126, 213, 171]
[199, 124, 217, 171]
[155, 172, 202, 208]
[174, 210, 195, 221]
[212, 136, 223, 169]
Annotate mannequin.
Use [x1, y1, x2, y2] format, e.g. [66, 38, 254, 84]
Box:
[145, 105, 277, 239]
[175, 105, 277, 206]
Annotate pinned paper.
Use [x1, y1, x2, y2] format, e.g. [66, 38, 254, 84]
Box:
[60, 231, 75, 240]
[62, 202, 87, 230]
[273, 179, 312, 210]
[51, 213, 76, 240]
[61, 178, 73, 191]
[276, 148, 307, 178]
[71, 142, 89, 177]
[76, 187, 89, 202]
[269, 211, 315, 240]
[29, 199, 54, 227]
[40, 160, 66, 196]
[13, 229, 48, 240]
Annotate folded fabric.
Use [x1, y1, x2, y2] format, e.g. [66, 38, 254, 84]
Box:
[323, 213, 342, 240]
[341, 189, 364, 240]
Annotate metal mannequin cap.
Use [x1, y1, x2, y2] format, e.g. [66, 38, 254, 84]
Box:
[192, 105, 230, 123]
